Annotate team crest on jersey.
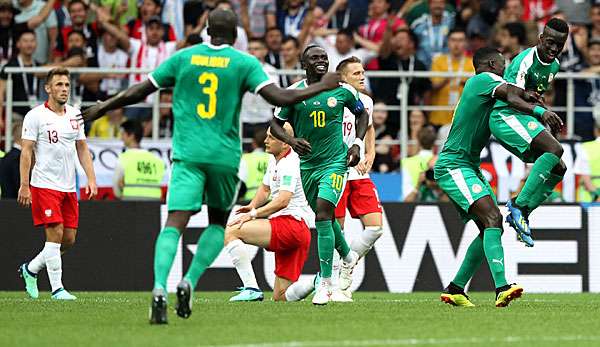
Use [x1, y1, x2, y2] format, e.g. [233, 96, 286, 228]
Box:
[327, 97, 337, 108]
[471, 184, 482, 194]
[70, 119, 79, 130]
[528, 121, 538, 130]
[45, 209, 52, 217]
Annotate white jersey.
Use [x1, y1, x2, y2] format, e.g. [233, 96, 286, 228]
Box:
[343, 92, 374, 180]
[22, 102, 85, 192]
[263, 149, 311, 223]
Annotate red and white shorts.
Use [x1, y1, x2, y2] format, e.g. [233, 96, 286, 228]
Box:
[267, 215, 311, 282]
[30, 186, 79, 229]
[334, 178, 382, 219]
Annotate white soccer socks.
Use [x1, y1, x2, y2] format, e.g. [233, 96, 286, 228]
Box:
[225, 239, 259, 289]
[43, 242, 63, 292]
[351, 226, 383, 258]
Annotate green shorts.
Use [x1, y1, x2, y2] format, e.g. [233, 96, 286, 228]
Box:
[489, 109, 545, 163]
[435, 167, 496, 223]
[301, 164, 347, 211]
[167, 160, 240, 212]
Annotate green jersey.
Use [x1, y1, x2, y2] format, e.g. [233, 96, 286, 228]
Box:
[493, 46, 560, 112]
[274, 80, 363, 170]
[149, 43, 272, 168]
[435, 72, 506, 171]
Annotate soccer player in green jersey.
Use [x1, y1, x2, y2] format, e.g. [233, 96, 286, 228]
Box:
[80, 9, 341, 324]
[270, 46, 370, 305]
[489, 18, 568, 245]
[434, 47, 562, 307]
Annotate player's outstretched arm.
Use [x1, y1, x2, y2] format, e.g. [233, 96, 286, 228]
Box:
[269, 118, 311, 155]
[18, 140, 35, 207]
[495, 84, 563, 134]
[259, 72, 341, 107]
[80, 80, 157, 123]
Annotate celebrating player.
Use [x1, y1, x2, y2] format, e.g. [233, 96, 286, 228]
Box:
[224, 124, 315, 302]
[270, 46, 370, 305]
[334, 57, 383, 295]
[18, 68, 97, 300]
[80, 9, 341, 324]
[489, 18, 568, 245]
[434, 47, 562, 307]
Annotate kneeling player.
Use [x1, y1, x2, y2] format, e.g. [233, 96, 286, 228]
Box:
[224, 124, 314, 301]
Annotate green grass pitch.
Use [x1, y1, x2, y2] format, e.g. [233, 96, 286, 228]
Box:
[1, 292, 599, 347]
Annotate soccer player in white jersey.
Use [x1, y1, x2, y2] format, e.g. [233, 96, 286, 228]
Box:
[334, 57, 384, 294]
[17, 68, 97, 300]
[224, 123, 316, 302]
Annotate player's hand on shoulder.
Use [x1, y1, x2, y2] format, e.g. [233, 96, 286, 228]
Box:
[541, 110, 563, 135]
[321, 72, 341, 90]
[18, 185, 32, 207]
[346, 145, 360, 167]
[291, 138, 311, 156]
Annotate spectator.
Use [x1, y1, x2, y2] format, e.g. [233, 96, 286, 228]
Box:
[317, 0, 367, 31]
[495, 0, 538, 46]
[54, 0, 70, 29]
[101, 0, 138, 26]
[429, 28, 474, 127]
[372, 101, 398, 173]
[0, 30, 42, 120]
[0, 0, 56, 65]
[572, 38, 600, 142]
[113, 120, 165, 200]
[374, 25, 431, 134]
[279, 36, 303, 87]
[358, 0, 405, 70]
[89, 106, 126, 139]
[157, 90, 173, 138]
[200, 0, 248, 52]
[161, 0, 187, 40]
[241, 38, 278, 139]
[125, 0, 176, 43]
[556, 0, 590, 26]
[0, 120, 22, 198]
[591, 4, 600, 39]
[54, 0, 99, 61]
[265, 26, 283, 67]
[278, 0, 310, 37]
[63, 31, 101, 107]
[231, 0, 276, 39]
[410, 0, 454, 68]
[406, 109, 427, 157]
[239, 129, 270, 202]
[497, 22, 526, 62]
[184, 32, 203, 47]
[573, 114, 600, 202]
[522, 0, 558, 28]
[13, 0, 59, 64]
[311, 28, 378, 72]
[402, 125, 439, 202]
[96, 24, 129, 98]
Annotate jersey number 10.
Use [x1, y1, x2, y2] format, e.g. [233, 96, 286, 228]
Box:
[197, 72, 218, 119]
[310, 110, 326, 128]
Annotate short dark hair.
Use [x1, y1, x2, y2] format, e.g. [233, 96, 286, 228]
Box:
[253, 129, 267, 148]
[45, 67, 70, 85]
[67, 30, 86, 42]
[283, 36, 300, 49]
[417, 125, 436, 150]
[448, 27, 466, 38]
[68, 0, 88, 10]
[249, 37, 267, 47]
[265, 26, 282, 35]
[336, 56, 362, 72]
[121, 120, 143, 143]
[545, 17, 569, 34]
[301, 44, 322, 60]
[473, 47, 501, 69]
[394, 28, 419, 50]
[503, 22, 526, 46]
[17, 29, 36, 41]
[337, 28, 354, 39]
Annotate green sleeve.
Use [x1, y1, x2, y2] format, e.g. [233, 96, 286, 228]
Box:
[274, 105, 292, 121]
[476, 73, 505, 98]
[340, 84, 364, 115]
[243, 55, 272, 93]
[148, 52, 180, 88]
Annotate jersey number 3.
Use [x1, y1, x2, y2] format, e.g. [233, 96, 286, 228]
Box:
[197, 72, 218, 119]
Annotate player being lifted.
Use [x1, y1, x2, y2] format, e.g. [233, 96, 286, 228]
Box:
[270, 46, 370, 305]
[434, 47, 563, 307]
[18, 68, 97, 300]
[334, 57, 383, 295]
[80, 9, 341, 324]
[489, 18, 568, 245]
[224, 124, 315, 302]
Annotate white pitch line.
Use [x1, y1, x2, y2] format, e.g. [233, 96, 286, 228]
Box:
[205, 335, 600, 347]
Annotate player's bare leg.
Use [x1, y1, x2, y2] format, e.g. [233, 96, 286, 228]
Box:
[61, 228, 77, 253]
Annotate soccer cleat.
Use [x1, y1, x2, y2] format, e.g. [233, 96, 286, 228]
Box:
[18, 263, 39, 299]
[440, 293, 475, 307]
[229, 287, 264, 302]
[495, 284, 524, 307]
[51, 288, 77, 300]
[175, 280, 193, 319]
[312, 281, 332, 305]
[330, 288, 353, 302]
[506, 200, 534, 247]
[149, 291, 168, 324]
[339, 250, 359, 291]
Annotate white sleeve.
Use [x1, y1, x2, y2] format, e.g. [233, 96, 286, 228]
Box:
[129, 38, 141, 55]
[236, 27, 248, 52]
[22, 111, 39, 141]
[278, 157, 299, 192]
[573, 144, 590, 175]
[362, 94, 374, 126]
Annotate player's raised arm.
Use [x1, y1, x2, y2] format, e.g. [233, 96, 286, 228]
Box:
[258, 72, 341, 106]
